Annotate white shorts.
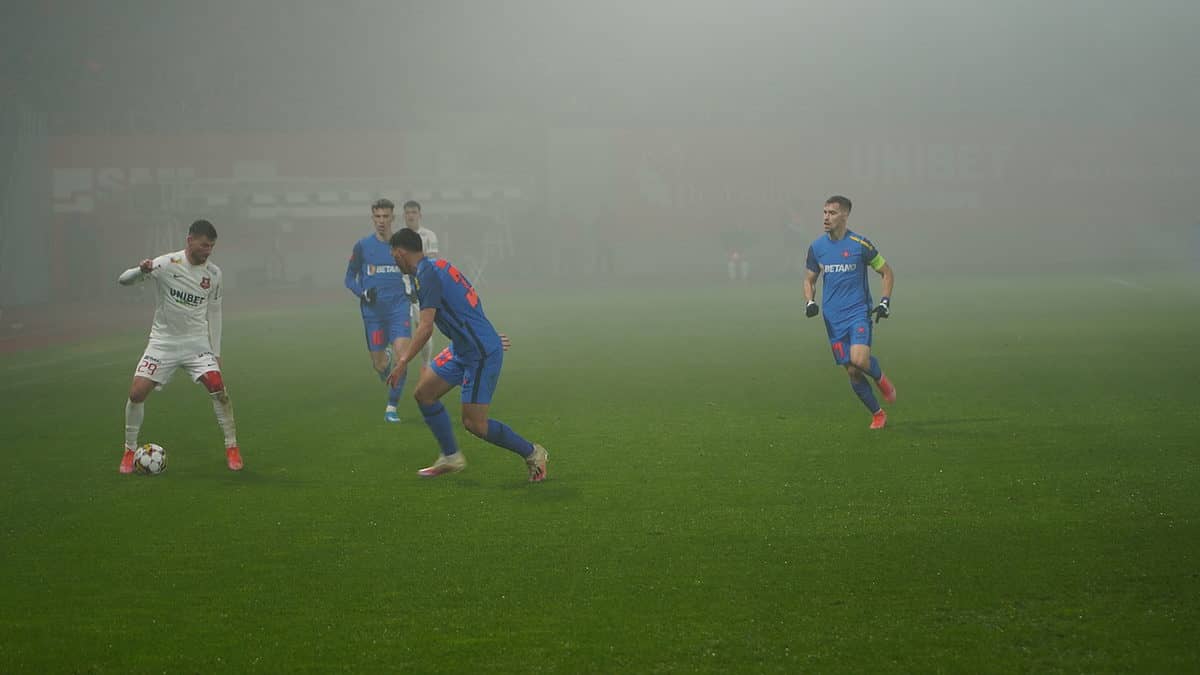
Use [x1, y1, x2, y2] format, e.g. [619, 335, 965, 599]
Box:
[133, 343, 220, 387]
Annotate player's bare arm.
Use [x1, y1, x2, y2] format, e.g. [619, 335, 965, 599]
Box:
[876, 261, 894, 298]
[803, 267, 820, 303]
[803, 267, 821, 317]
[119, 258, 157, 285]
[872, 262, 894, 322]
[388, 307, 437, 386]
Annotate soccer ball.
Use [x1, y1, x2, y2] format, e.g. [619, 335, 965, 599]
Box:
[133, 443, 168, 475]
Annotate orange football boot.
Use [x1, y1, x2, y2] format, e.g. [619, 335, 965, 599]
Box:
[226, 446, 244, 471]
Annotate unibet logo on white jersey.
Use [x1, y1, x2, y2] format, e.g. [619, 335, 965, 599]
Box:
[145, 250, 222, 350]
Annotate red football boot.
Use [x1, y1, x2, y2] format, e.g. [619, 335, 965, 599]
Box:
[226, 446, 244, 471]
[119, 447, 136, 474]
[878, 375, 897, 404]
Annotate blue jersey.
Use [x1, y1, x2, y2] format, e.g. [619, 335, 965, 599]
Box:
[345, 234, 409, 315]
[412, 257, 501, 360]
[806, 230, 886, 318]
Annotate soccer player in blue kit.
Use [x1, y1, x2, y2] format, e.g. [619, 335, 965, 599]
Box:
[345, 199, 412, 422]
[803, 196, 898, 429]
[385, 228, 548, 482]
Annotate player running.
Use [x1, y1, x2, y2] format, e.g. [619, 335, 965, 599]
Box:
[345, 198, 412, 423]
[803, 195, 898, 429]
[386, 228, 548, 482]
[116, 219, 243, 472]
[401, 200, 440, 366]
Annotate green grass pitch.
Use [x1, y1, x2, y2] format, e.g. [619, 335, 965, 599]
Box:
[1, 274, 1198, 672]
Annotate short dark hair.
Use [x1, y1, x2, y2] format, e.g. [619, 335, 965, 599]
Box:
[372, 198, 395, 212]
[188, 219, 218, 240]
[402, 200, 421, 212]
[390, 228, 423, 252]
[825, 195, 852, 213]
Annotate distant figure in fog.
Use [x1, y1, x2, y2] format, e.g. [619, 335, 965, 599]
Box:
[344, 198, 412, 423]
[402, 200, 440, 366]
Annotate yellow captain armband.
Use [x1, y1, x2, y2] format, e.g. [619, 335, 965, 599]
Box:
[868, 254, 887, 271]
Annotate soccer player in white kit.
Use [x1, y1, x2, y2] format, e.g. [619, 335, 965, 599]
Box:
[402, 200, 440, 365]
[116, 219, 244, 473]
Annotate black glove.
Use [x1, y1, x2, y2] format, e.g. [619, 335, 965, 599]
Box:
[872, 297, 890, 323]
[362, 287, 378, 305]
[805, 301, 820, 318]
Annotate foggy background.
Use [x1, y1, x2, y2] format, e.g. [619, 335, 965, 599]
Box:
[1, 0, 1198, 321]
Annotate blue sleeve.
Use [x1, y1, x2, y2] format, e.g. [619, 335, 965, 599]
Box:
[344, 241, 364, 298]
[417, 265, 442, 311]
[805, 246, 821, 274]
[861, 238, 885, 270]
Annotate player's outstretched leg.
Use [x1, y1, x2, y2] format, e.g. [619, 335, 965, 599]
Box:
[385, 373, 406, 423]
[369, 346, 403, 423]
[200, 371, 242, 470]
[413, 366, 465, 477]
[417, 401, 465, 476]
[864, 356, 897, 404]
[121, 377, 156, 474]
[849, 373, 886, 430]
[463, 408, 548, 482]
[385, 338, 413, 423]
[121, 398, 143, 473]
[373, 351, 402, 423]
[850, 346, 893, 426]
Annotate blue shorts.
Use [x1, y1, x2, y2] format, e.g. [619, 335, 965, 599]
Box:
[362, 301, 412, 352]
[824, 310, 872, 365]
[430, 344, 503, 405]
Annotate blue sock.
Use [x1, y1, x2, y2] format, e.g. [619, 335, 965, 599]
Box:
[851, 378, 881, 413]
[376, 366, 389, 384]
[483, 419, 534, 458]
[419, 402, 459, 456]
[387, 370, 407, 407]
[865, 356, 882, 381]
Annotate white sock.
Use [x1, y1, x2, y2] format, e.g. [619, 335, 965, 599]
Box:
[210, 391, 238, 448]
[124, 400, 144, 450]
[386, 404, 397, 412]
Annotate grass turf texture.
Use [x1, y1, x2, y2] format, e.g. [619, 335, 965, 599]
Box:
[1, 274, 1198, 673]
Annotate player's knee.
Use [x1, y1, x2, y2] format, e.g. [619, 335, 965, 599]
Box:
[462, 417, 488, 438]
[412, 387, 437, 407]
[198, 370, 225, 394]
[128, 379, 153, 403]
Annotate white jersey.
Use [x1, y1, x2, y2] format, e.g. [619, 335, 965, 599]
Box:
[120, 250, 223, 354]
[402, 226, 440, 296]
[417, 226, 439, 257]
